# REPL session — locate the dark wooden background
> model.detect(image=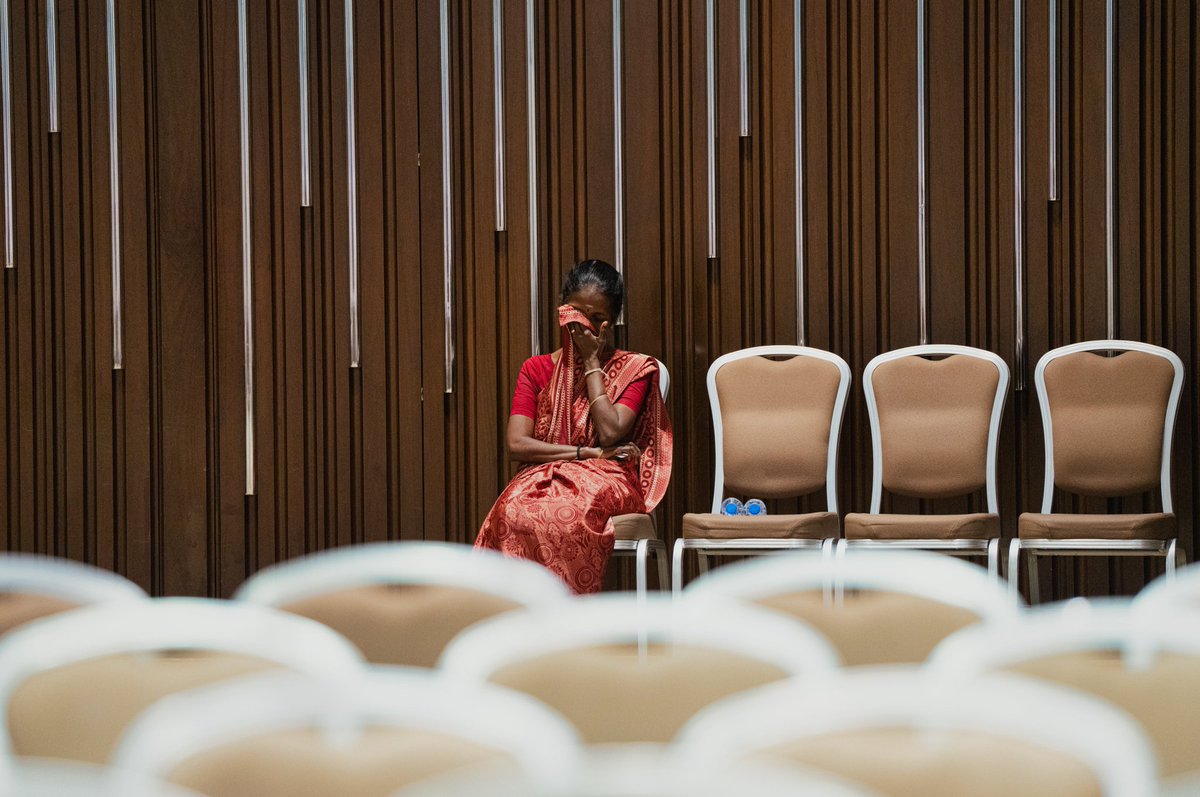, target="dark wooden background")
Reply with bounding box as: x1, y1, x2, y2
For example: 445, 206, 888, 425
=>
2, 0, 1197, 598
